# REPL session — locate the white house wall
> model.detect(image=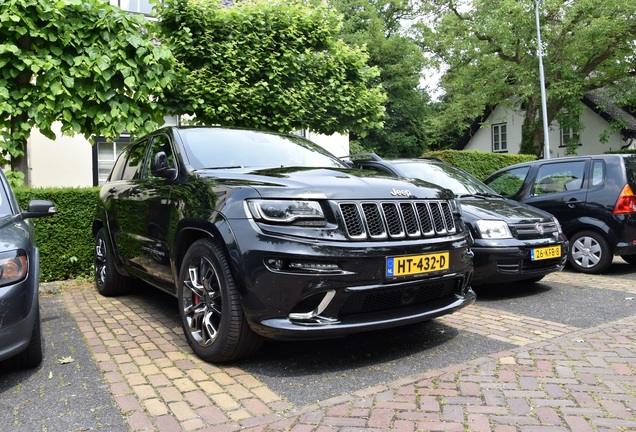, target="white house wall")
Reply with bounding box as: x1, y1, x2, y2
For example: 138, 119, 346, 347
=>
464, 103, 632, 157
28, 125, 94, 187
304, 131, 350, 158
469, 105, 524, 154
